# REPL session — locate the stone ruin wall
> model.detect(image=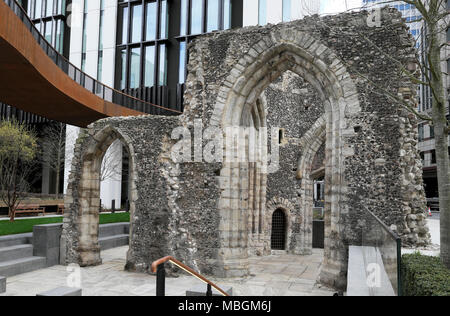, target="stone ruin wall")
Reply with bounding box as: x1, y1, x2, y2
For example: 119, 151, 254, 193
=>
61, 8, 430, 289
